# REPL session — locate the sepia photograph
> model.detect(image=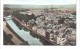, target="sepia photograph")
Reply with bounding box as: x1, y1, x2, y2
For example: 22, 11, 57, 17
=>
1, 0, 80, 49
3, 4, 76, 45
